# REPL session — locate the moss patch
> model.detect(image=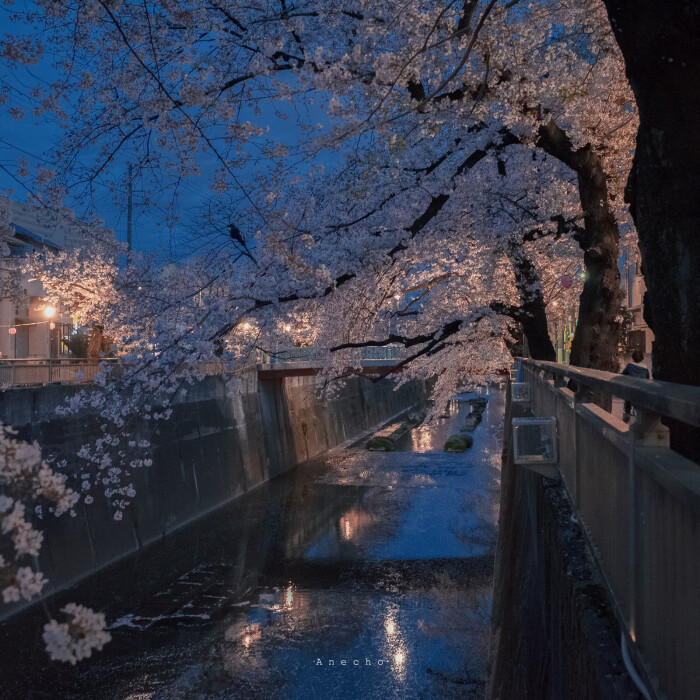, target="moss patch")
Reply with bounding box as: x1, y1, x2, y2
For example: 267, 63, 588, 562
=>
366, 436, 396, 452
444, 434, 474, 453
